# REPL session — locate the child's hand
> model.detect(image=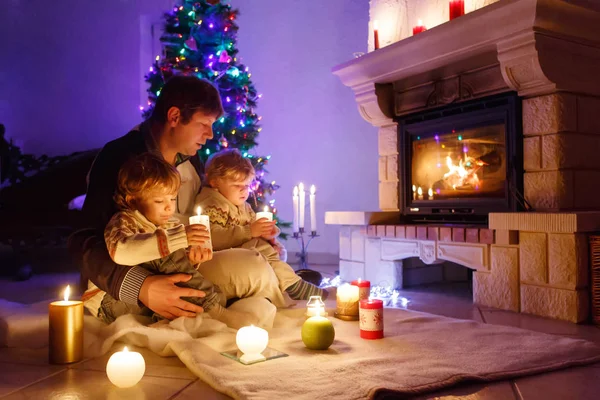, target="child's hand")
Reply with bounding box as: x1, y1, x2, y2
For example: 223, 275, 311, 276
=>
251, 218, 275, 238
186, 224, 211, 247
188, 246, 213, 266
261, 225, 279, 241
